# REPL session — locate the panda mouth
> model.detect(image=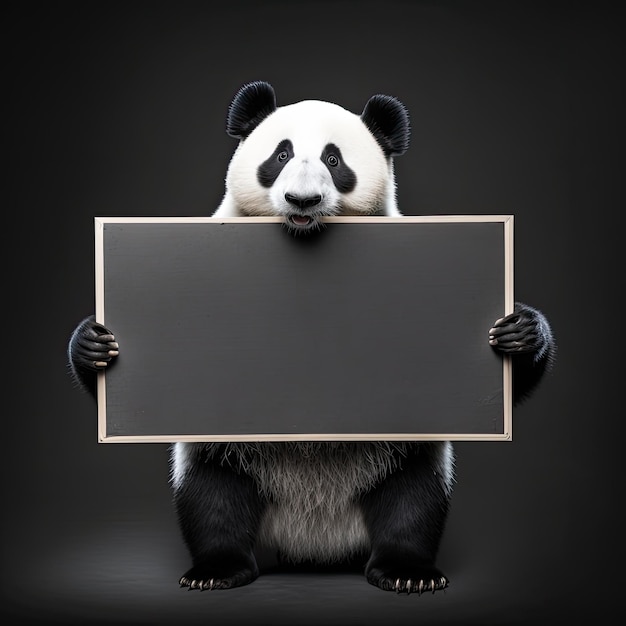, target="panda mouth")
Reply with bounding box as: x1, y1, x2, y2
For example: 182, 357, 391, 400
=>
287, 214, 317, 230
